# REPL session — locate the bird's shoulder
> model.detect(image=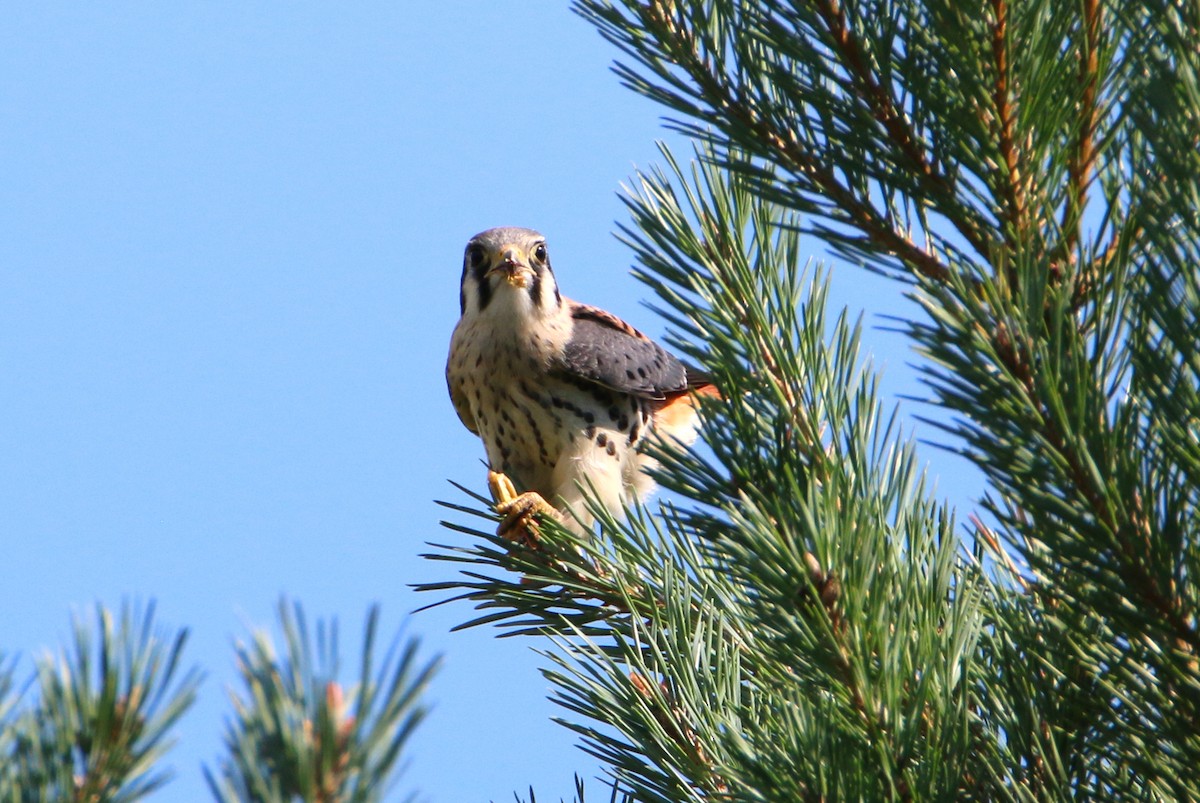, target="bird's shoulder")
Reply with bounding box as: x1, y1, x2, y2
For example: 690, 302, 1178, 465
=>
555, 300, 689, 400
567, 301, 652, 342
